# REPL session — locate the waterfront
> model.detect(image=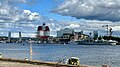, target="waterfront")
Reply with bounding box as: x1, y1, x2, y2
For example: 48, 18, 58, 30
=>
0, 43, 120, 67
